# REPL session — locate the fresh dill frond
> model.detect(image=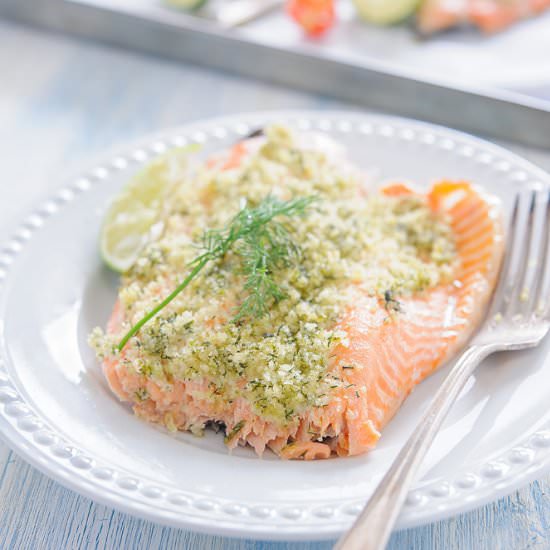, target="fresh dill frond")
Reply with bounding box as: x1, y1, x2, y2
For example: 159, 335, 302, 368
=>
117, 195, 317, 350
232, 198, 311, 320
